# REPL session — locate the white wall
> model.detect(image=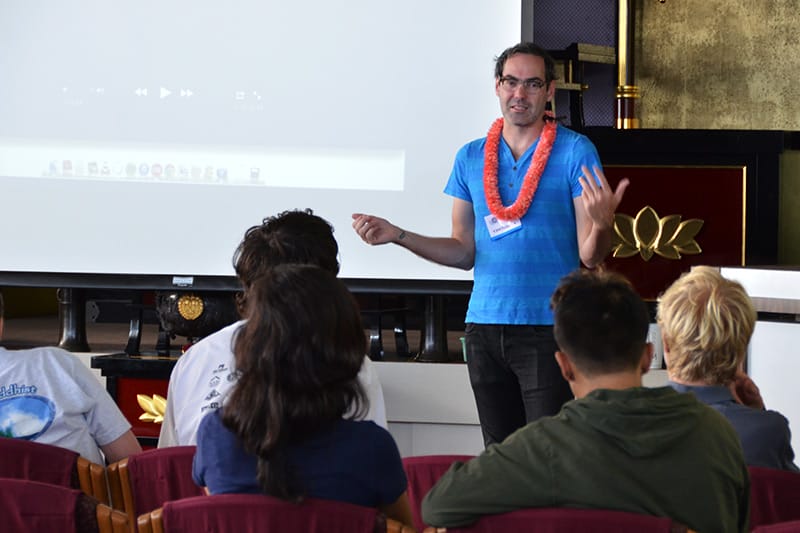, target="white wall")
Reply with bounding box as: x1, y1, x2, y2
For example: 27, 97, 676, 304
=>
718, 267, 800, 460
748, 321, 800, 460
374, 361, 484, 457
